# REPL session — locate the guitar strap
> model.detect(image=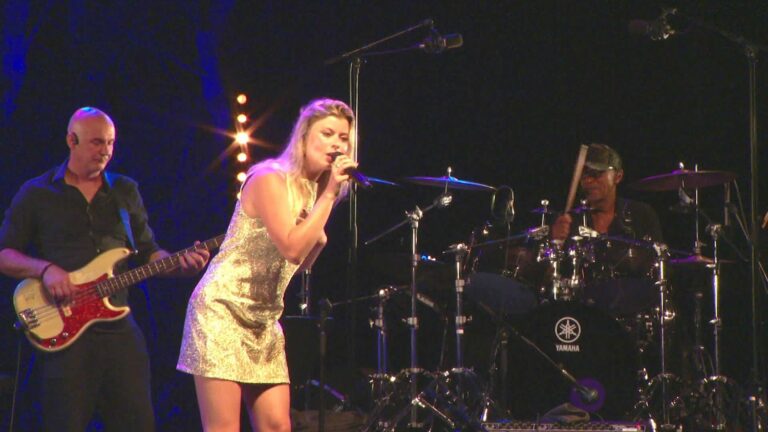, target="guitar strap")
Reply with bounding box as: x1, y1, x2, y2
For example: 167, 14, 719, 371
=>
104, 171, 137, 252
